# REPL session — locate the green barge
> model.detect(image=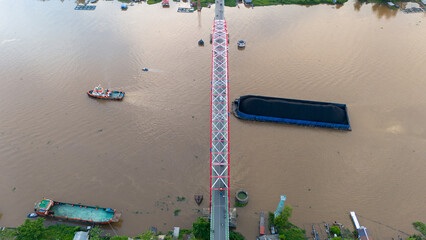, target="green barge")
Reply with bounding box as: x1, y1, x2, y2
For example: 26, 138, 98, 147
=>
35, 198, 120, 224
